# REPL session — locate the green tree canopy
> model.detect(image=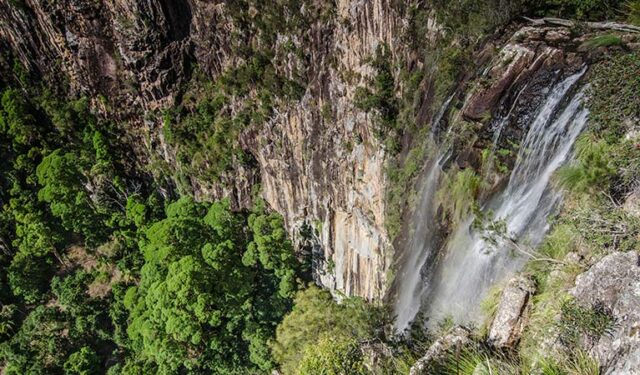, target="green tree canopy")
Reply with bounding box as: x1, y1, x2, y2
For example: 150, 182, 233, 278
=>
124, 197, 300, 374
